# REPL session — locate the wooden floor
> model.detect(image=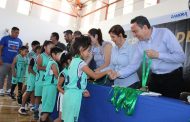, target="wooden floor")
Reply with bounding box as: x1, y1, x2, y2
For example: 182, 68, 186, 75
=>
0, 95, 37, 122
